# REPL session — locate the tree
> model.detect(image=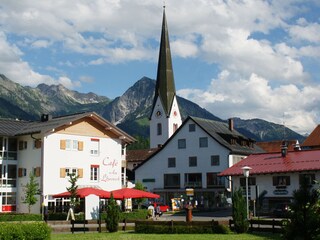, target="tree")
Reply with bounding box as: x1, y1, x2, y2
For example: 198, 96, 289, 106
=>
133, 181, 146, 209
66, 173, 79, 209
232, 188, 249, 233
283, 176, 320, 240
23, 172, 40, 213
106, 193, 120, 232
